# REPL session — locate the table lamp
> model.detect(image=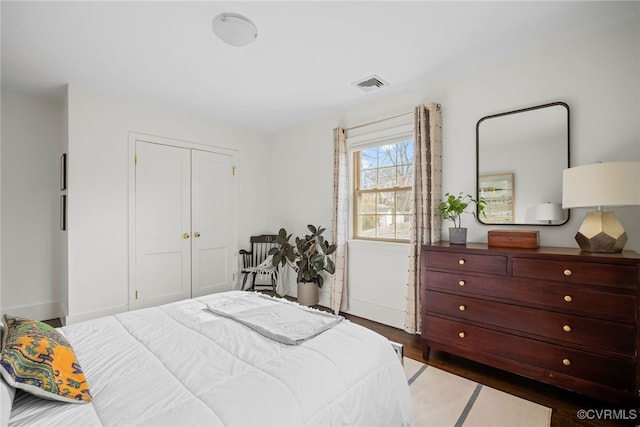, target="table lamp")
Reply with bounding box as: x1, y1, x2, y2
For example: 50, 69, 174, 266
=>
562, 161, 640, 253
536, 202, 563, 224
